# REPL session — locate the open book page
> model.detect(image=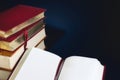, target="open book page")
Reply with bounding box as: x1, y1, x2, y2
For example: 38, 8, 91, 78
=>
9, 47, 61, 80
58, 56, 104, 80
